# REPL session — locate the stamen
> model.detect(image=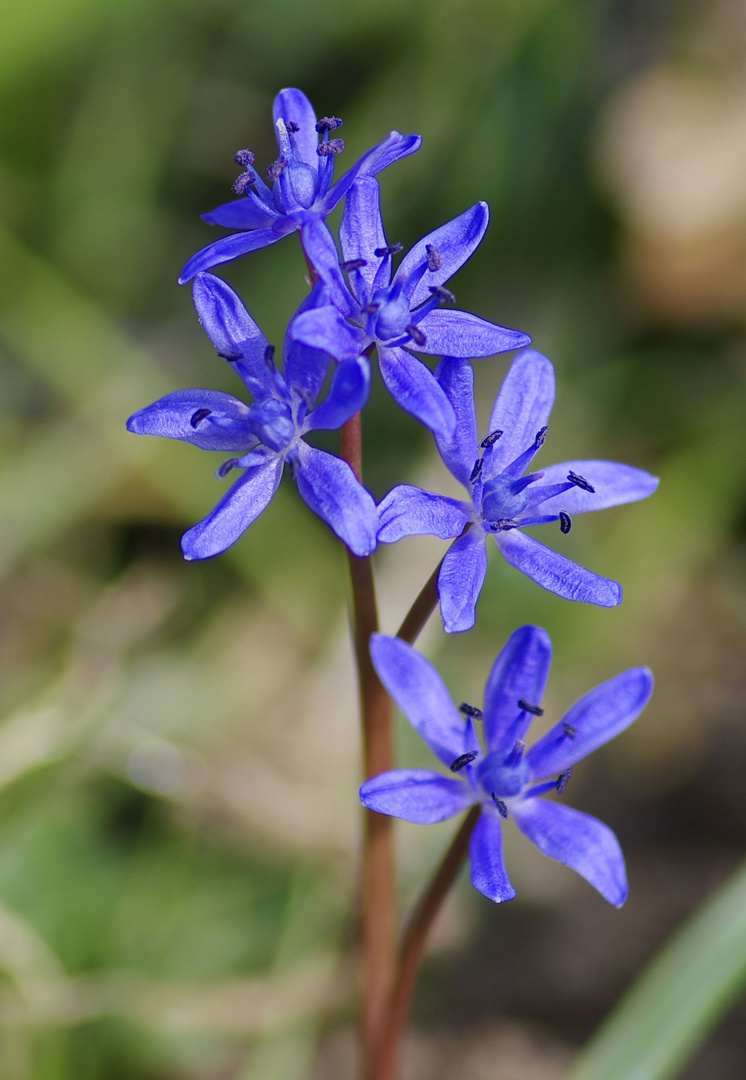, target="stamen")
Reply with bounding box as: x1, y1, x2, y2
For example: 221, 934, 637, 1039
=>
232, 172, 255, 195
374, 243, 403, 257
490, 518, 520, 531
469, 457, 484, 483
480, 429, 503, 449
555, 768, 572, 793
459, 702, 483, 719
567, 471, 595, 493
285, 120, 300, 133
362, 302, 381, 314
559, 511, 572, 534
342, 258, 367, 272
428, 285, 455, 303
317, 139, 344, 157
450, 751, 478, 773
264, 345, 276, 369
234, 149, 255, 168
217, 457, 240, 478
563, 723, 576, 740
219, 351, 242, 363
316, 116, 343, 132
266, 156, 288, 181
190, 408, 212, 428
426, 244, 442, 271
513, 739, 526, 757
534, 425, 548, 449
491, 794, 509, 818
407, 324, 427, 347
518, 698, 544, 716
